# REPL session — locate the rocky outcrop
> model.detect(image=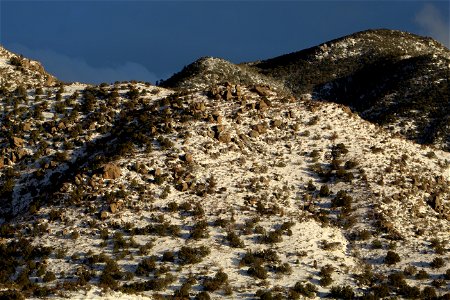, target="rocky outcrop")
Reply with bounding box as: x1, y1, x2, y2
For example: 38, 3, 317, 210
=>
102, 164, 122, 180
